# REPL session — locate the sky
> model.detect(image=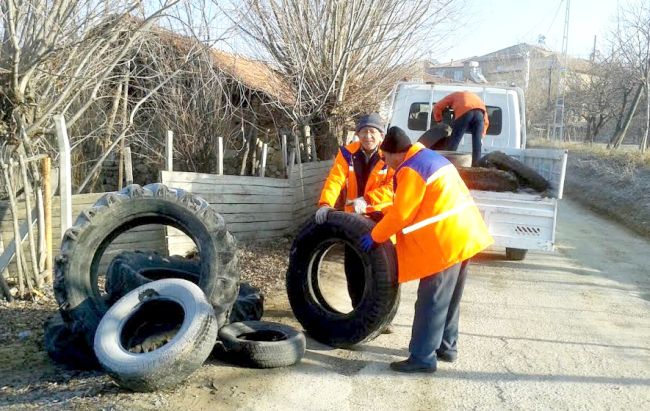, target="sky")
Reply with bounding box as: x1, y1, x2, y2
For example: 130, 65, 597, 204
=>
434, 0, 621, 62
